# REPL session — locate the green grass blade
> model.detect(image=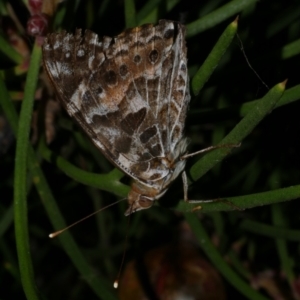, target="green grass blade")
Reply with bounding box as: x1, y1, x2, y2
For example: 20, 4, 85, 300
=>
124, 0, 136, 28
13, 42, 41, 300
177, 184, 300, 212
0, 34, 23, 65
136, 0, 161, 24
281, 39, 300, 59
39, 142, 130, 197
189, 80, 286, 182
186, 0, 259, 38
192, 17, 238, 96
240, 219, 300, 242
